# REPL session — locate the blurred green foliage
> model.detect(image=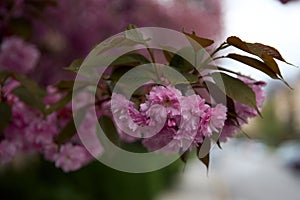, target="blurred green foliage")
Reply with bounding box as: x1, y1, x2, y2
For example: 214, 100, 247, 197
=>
0, 157, 182, 200
255, 99, 286, 147
249, 95, 300, 147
